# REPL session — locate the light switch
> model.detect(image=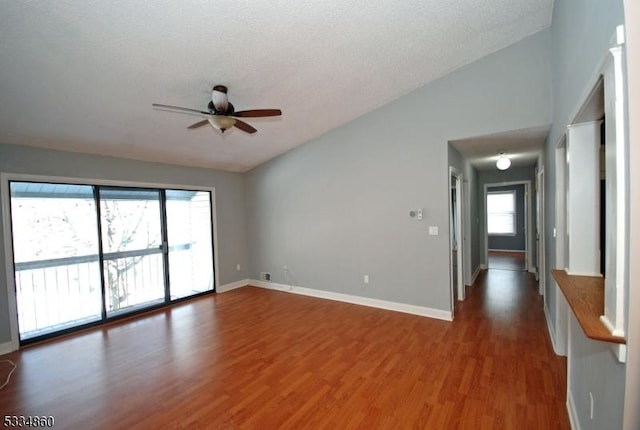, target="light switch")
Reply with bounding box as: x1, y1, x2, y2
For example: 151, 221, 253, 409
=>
428, 226, 439, 236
